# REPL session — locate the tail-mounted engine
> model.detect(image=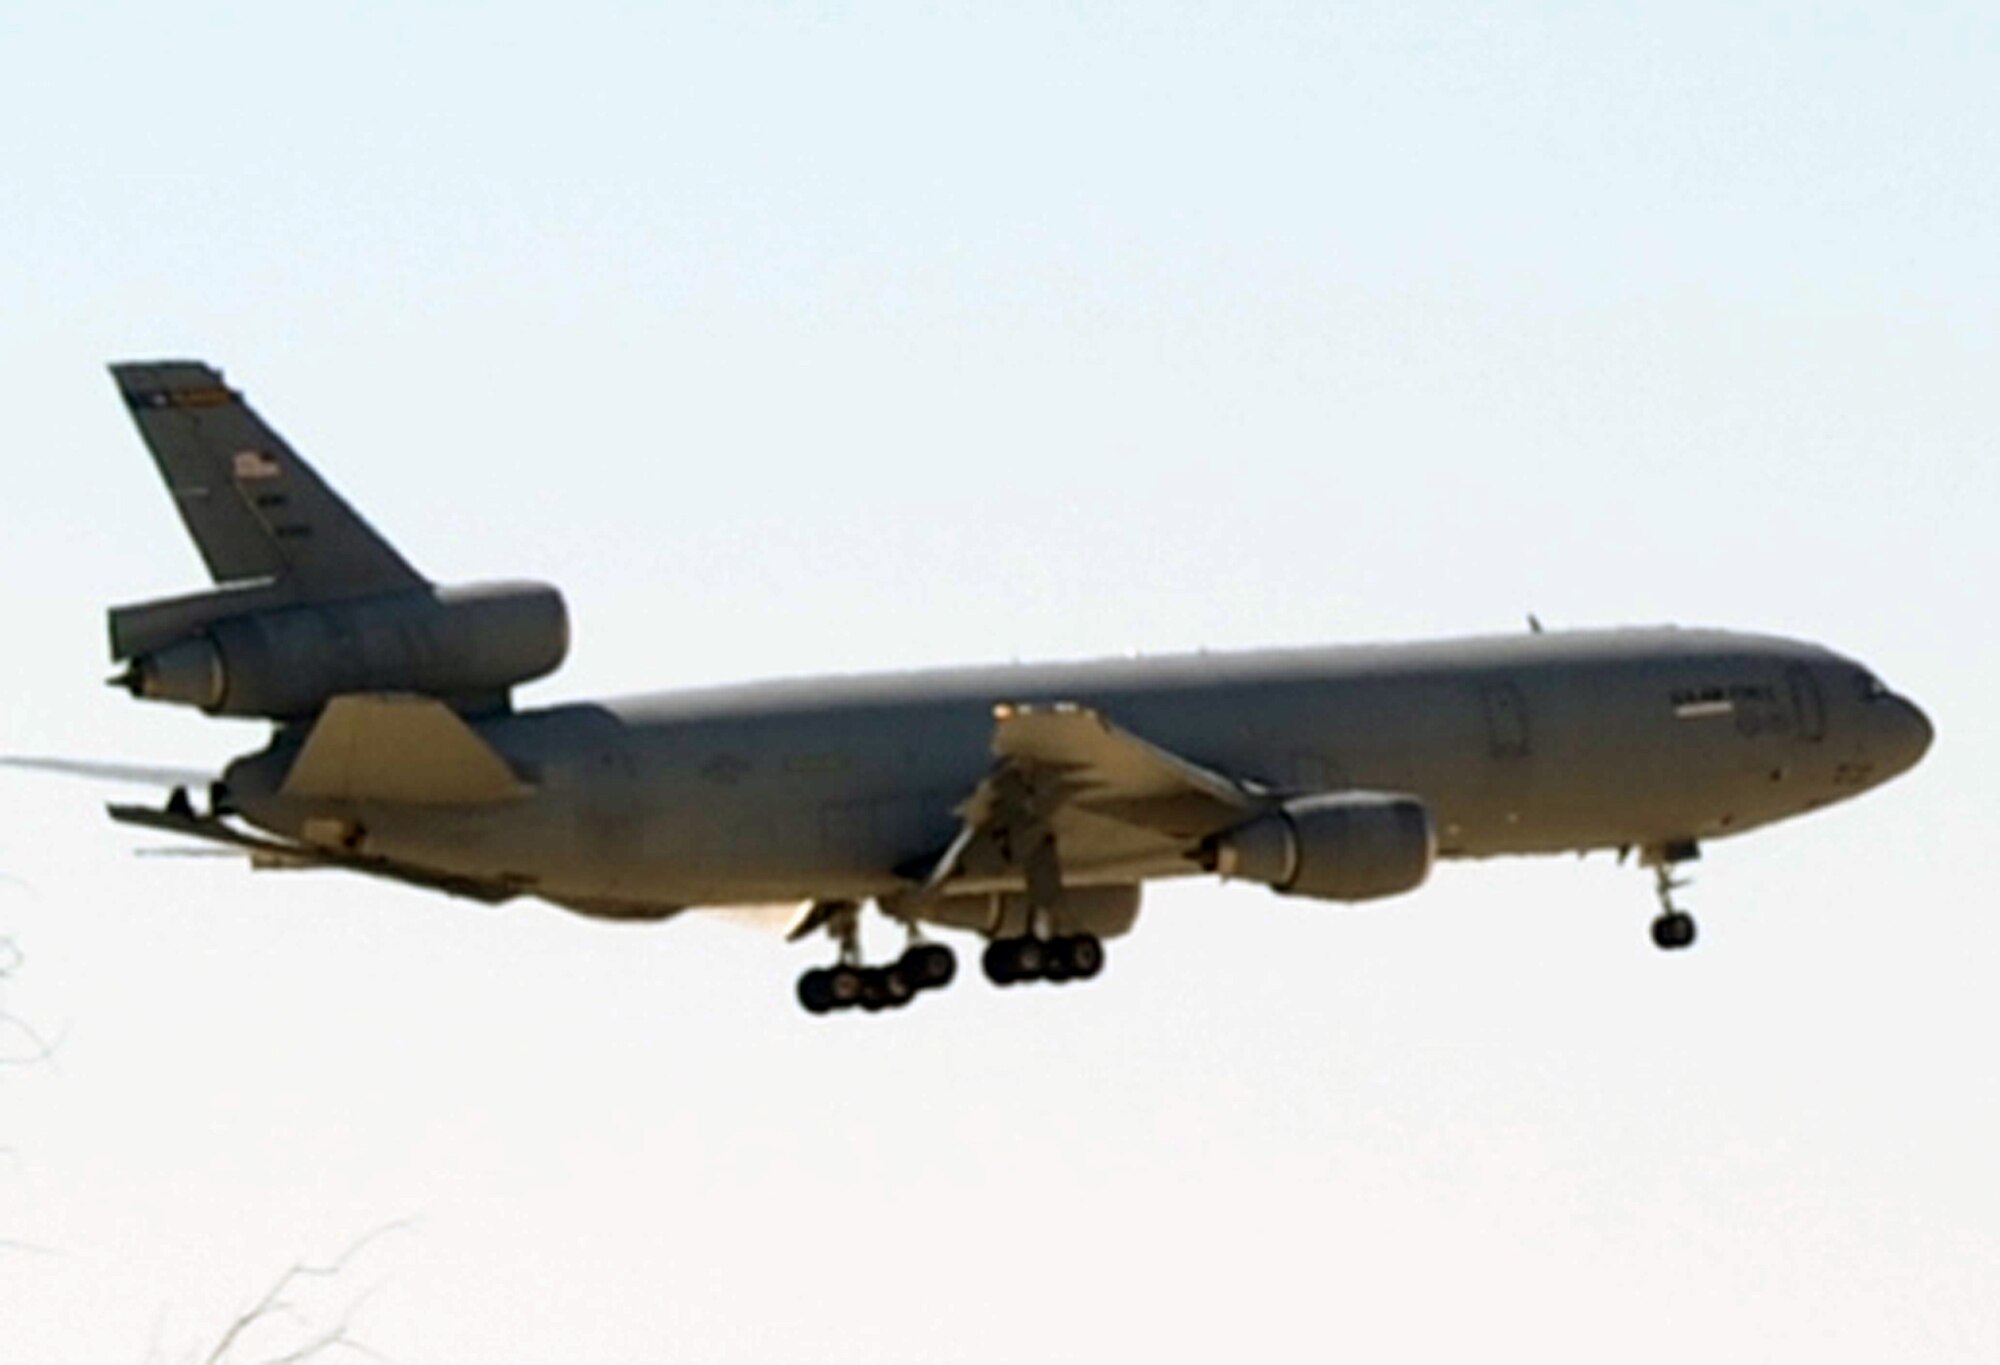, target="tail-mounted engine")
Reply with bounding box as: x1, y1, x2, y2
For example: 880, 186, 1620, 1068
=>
1204, 791, 1436, 903
109, 580, 568, 719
